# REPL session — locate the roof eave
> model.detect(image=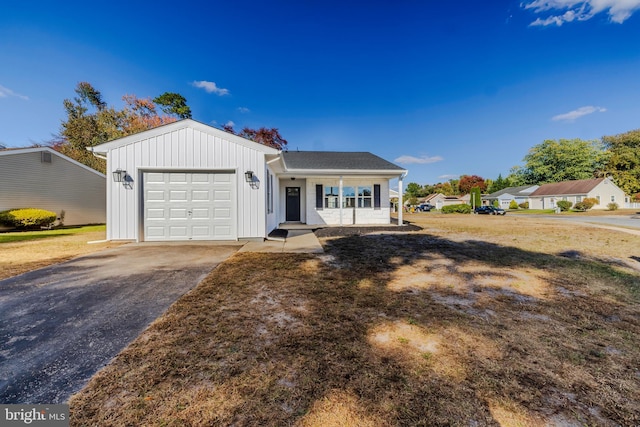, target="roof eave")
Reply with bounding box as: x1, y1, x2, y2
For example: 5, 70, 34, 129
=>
280, 168, 407, 177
